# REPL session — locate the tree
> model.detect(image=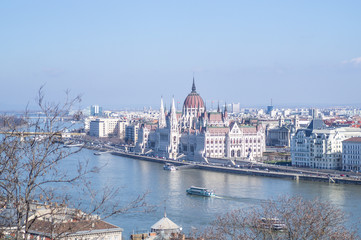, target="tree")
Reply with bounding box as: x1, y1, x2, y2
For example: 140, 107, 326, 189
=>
0, 88, 149, 239
198, 196, 358, 240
